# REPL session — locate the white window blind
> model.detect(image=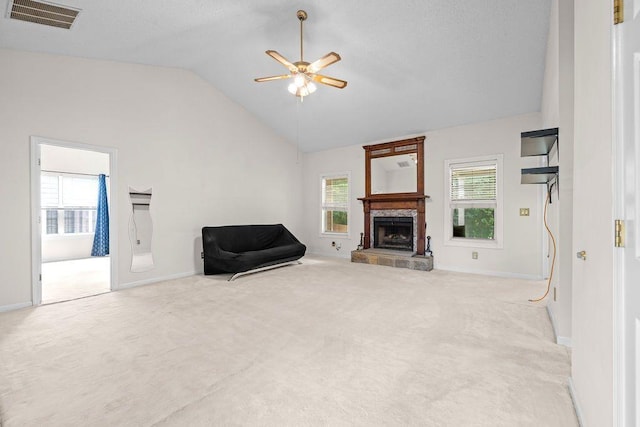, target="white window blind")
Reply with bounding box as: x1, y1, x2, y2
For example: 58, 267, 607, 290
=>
40, 173, 101, 235
450, 164, 497, 202
321, 174, 349, 234
444, 155, 502, 247
41, 174, 59, 207
62, 176, 98, 207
